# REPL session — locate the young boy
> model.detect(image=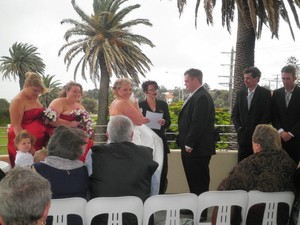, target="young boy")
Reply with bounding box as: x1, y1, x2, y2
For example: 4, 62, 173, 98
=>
14, 130, 35, 167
